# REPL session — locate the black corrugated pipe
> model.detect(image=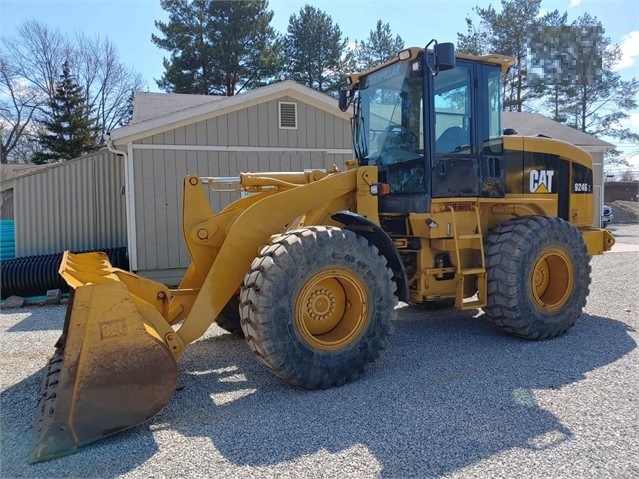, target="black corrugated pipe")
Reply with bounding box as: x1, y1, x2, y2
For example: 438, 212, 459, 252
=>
0, 247, 129, 299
